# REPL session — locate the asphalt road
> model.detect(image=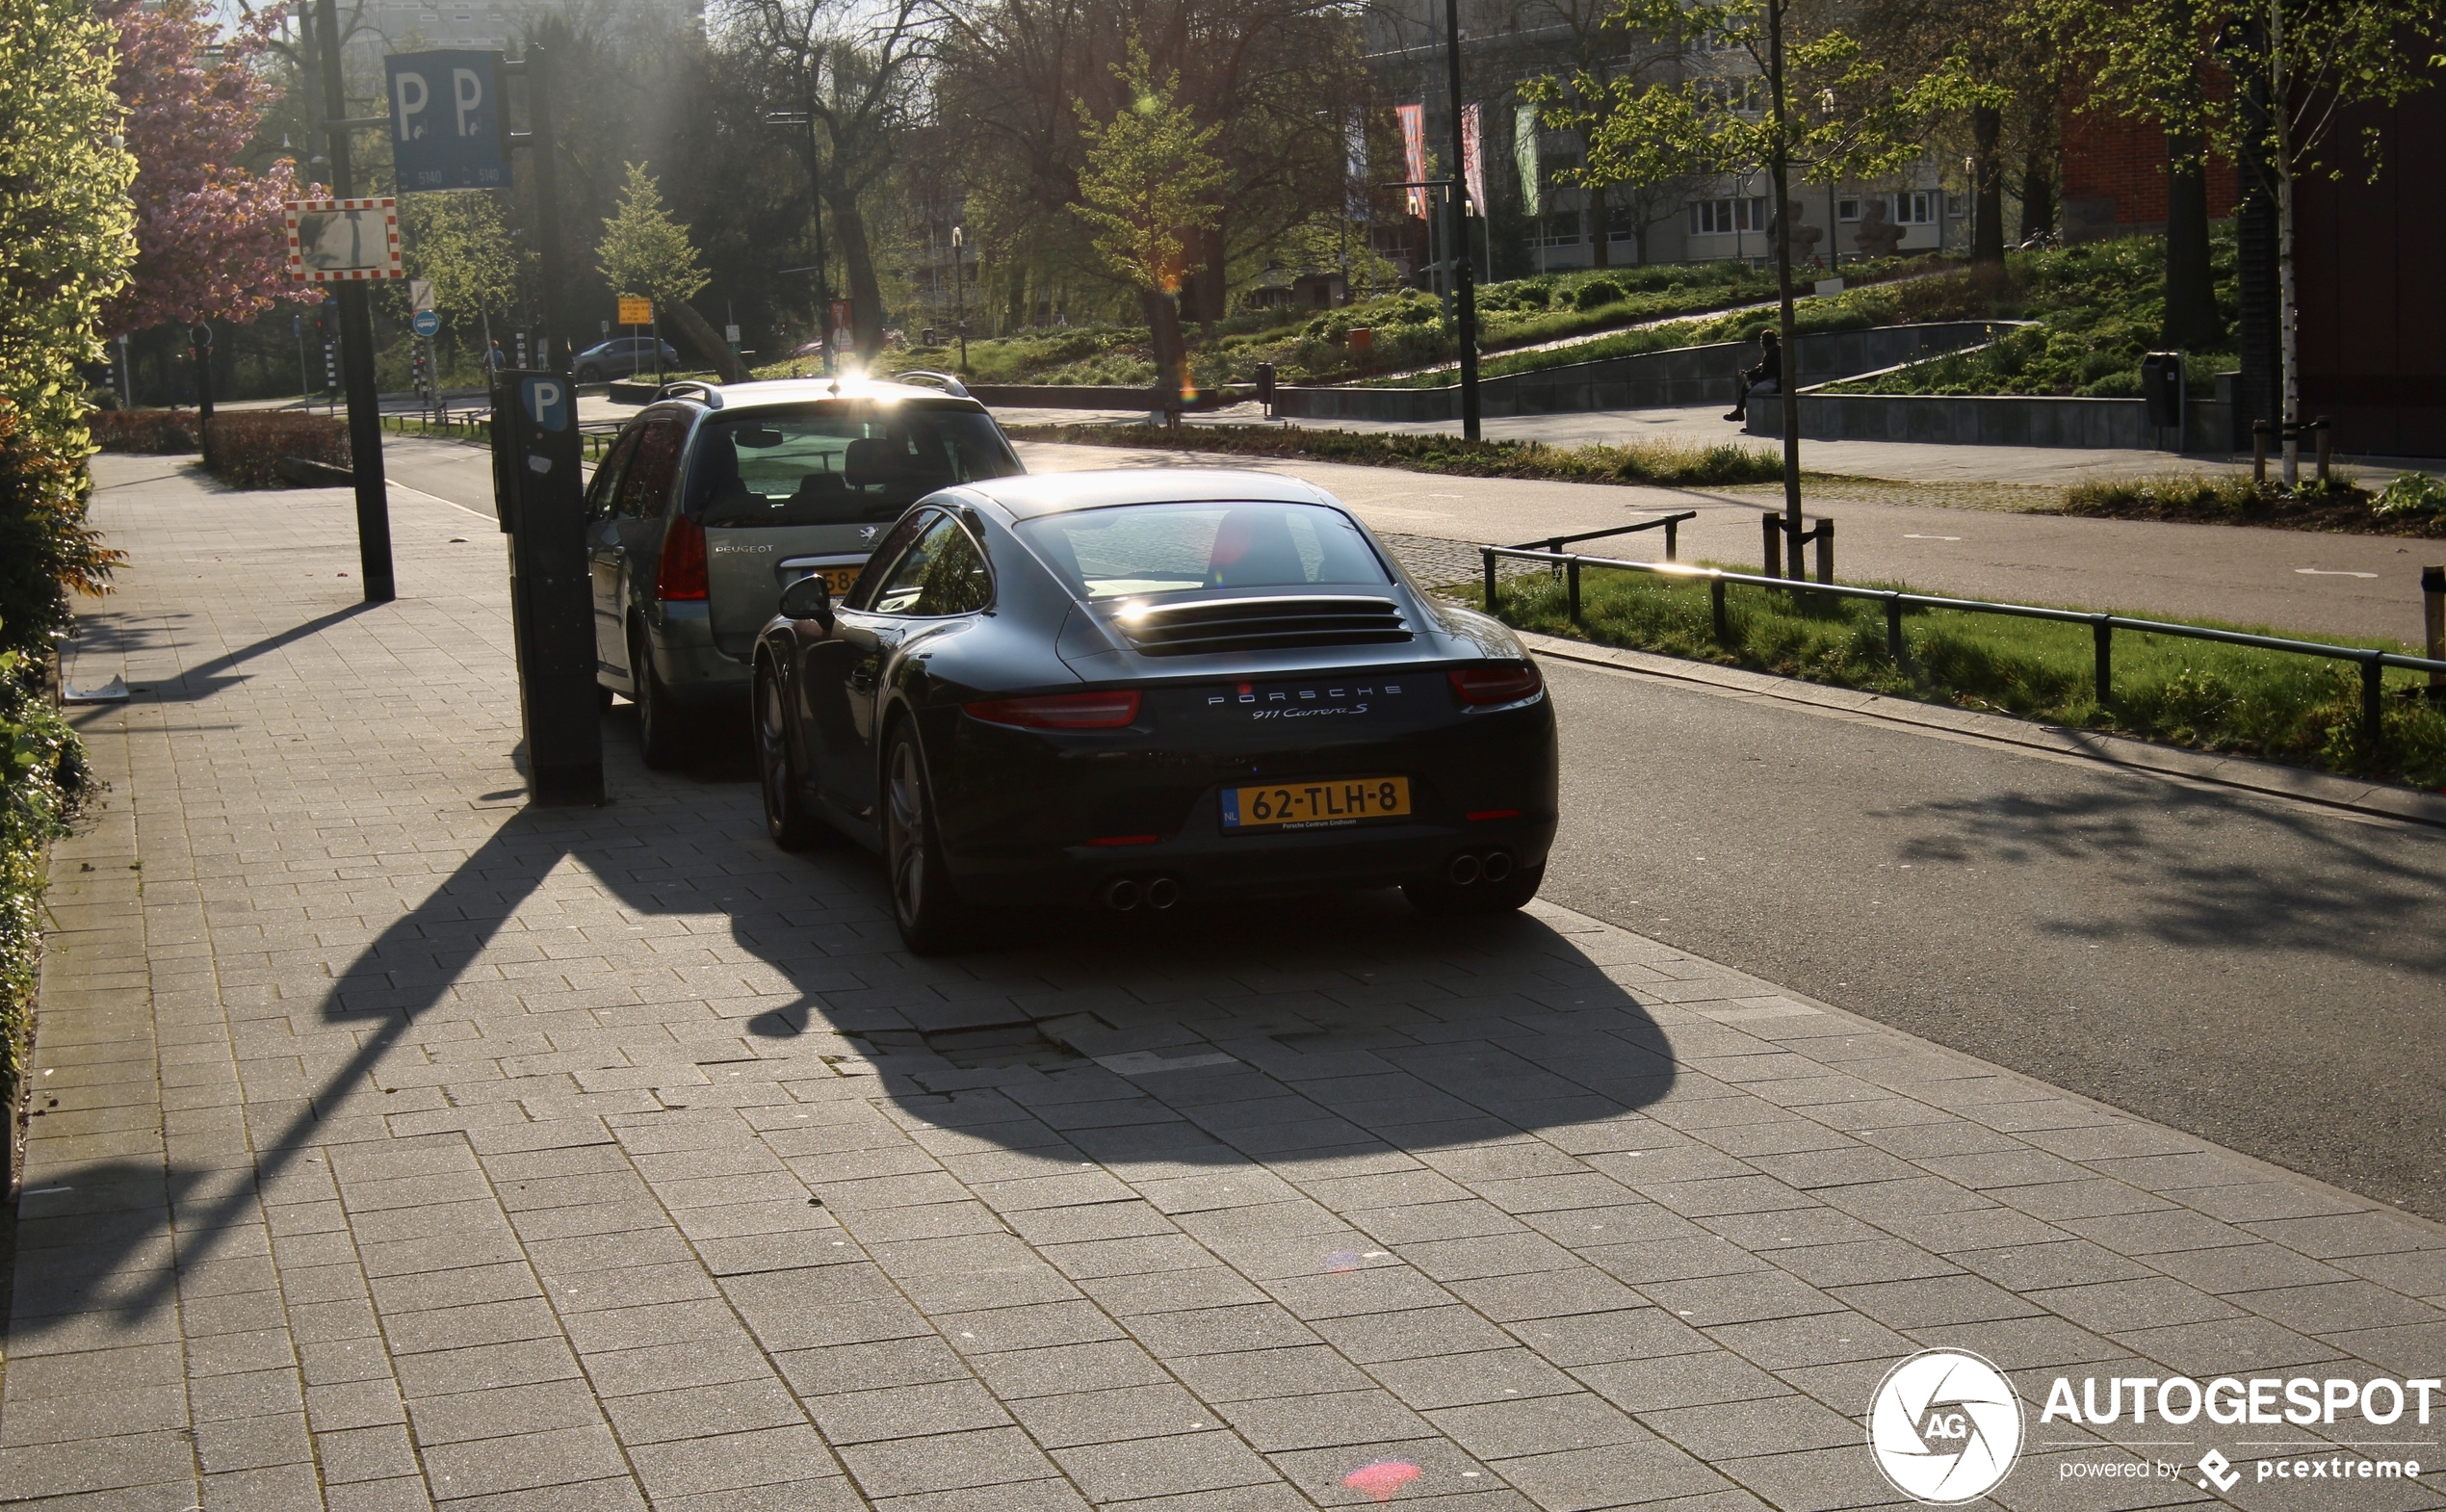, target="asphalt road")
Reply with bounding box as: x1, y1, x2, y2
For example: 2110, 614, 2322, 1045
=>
1539, 655, 2446, 1221
381, 431, 2446, 1217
